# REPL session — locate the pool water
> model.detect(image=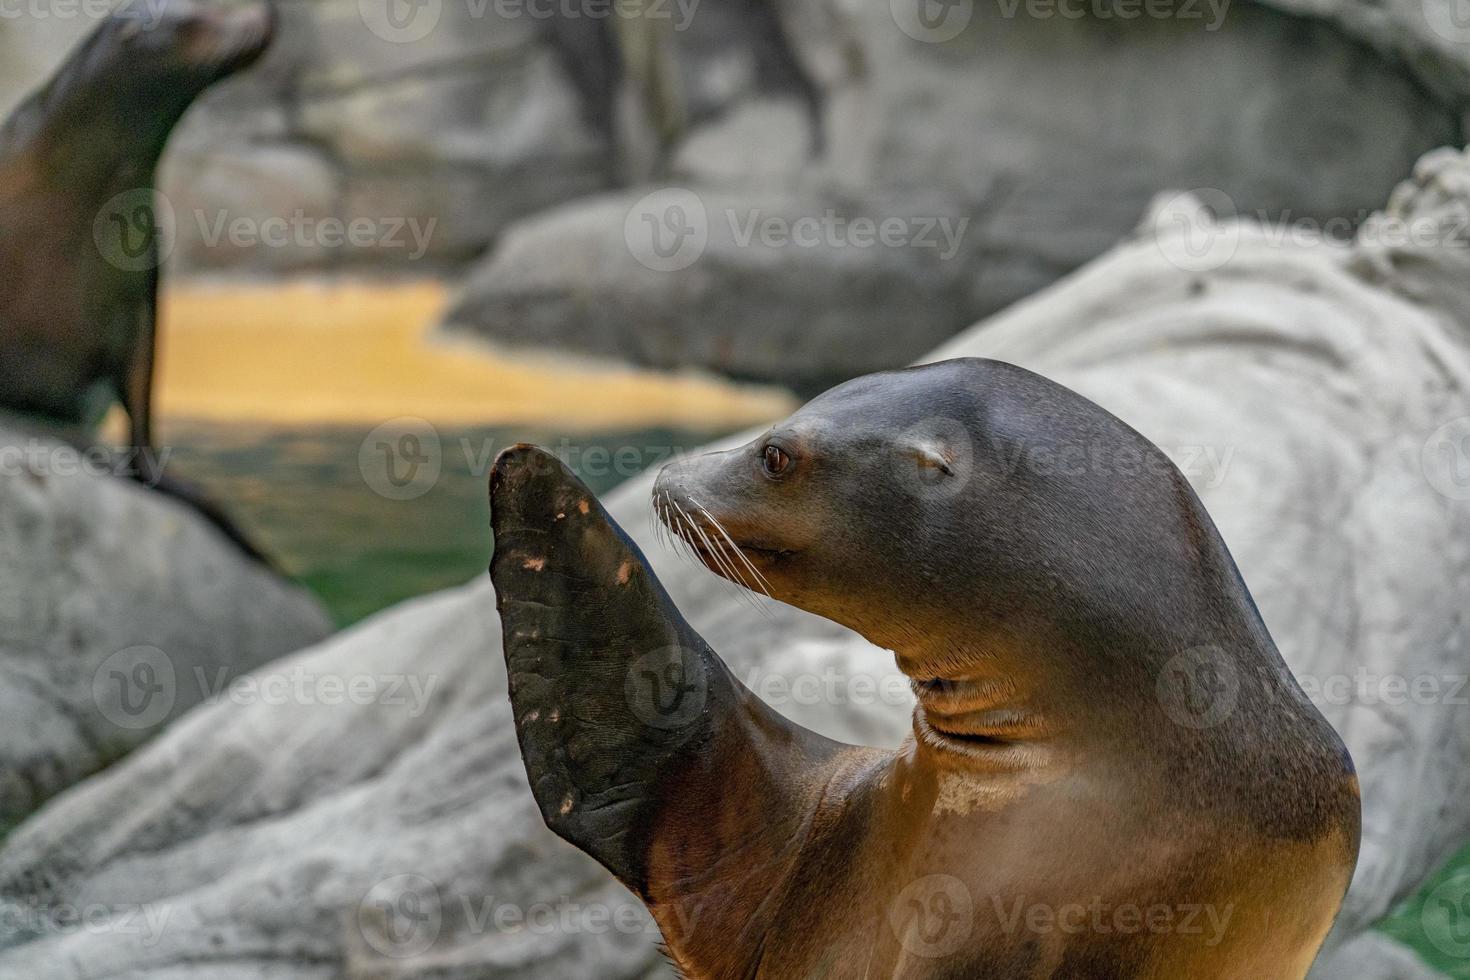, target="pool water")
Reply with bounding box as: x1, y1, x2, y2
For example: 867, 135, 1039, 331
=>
164, 420, 732, 627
